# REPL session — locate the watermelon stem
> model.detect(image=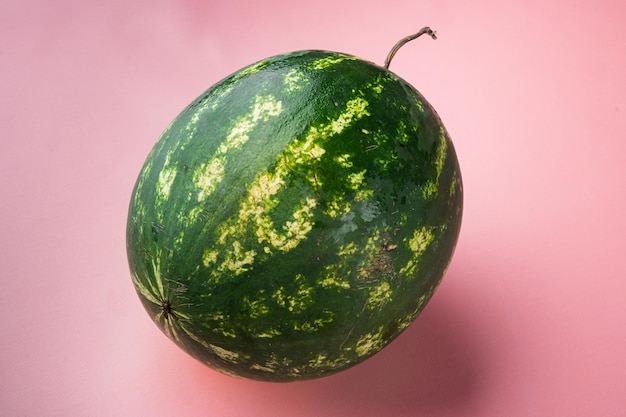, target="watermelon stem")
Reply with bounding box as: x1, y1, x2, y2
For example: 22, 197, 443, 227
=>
383, 27, 437, 70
